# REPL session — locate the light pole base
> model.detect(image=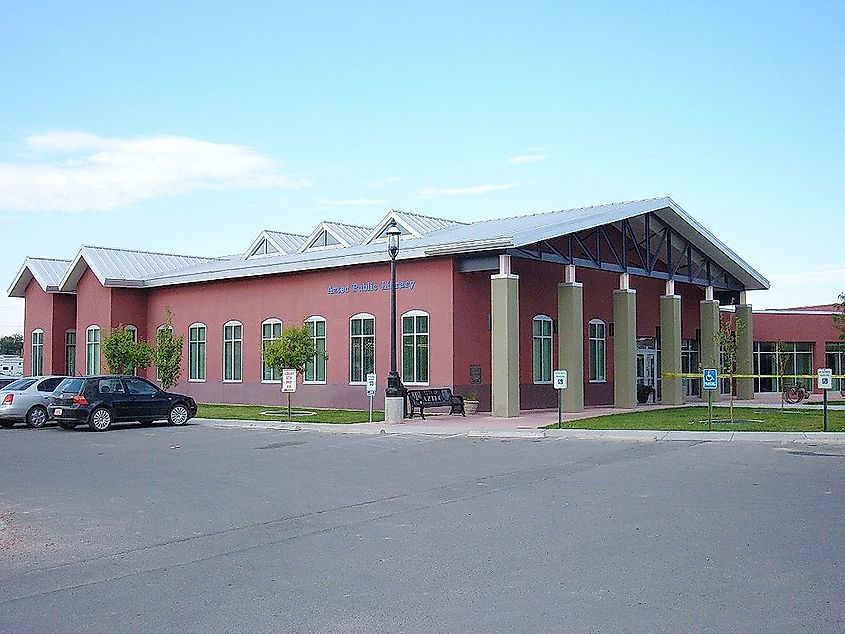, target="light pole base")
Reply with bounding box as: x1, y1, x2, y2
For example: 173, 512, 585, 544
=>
385, 396, 404, 424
